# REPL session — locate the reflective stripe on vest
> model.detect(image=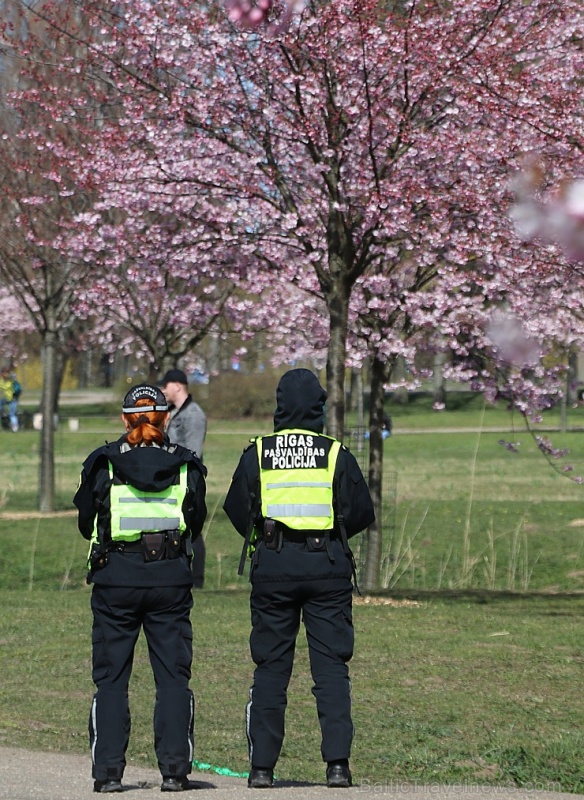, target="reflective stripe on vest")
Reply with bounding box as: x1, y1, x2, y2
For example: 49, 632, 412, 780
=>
257, 430, 341, 531
106, 461, 187, 542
